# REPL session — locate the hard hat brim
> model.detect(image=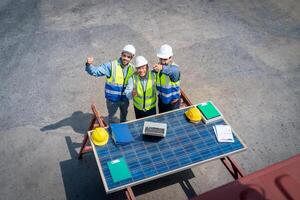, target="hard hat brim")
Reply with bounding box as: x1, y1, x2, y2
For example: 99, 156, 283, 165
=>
122, 50, 134, 56
189, 119, 201, 123
93, 136, 109, 146
136, 64, 148, 68
157, 53, 171, 59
